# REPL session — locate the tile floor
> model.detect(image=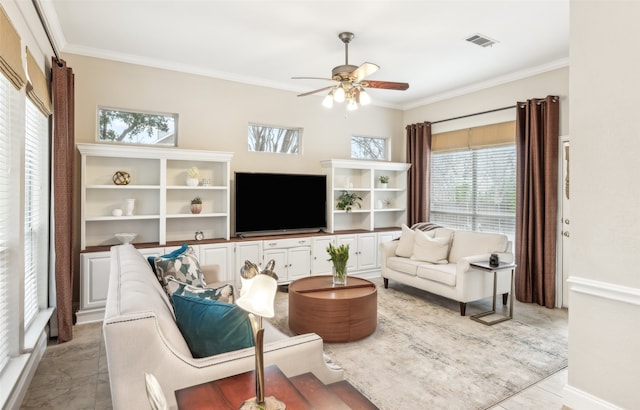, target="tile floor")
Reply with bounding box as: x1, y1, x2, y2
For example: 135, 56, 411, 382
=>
20, 298, 570, 410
